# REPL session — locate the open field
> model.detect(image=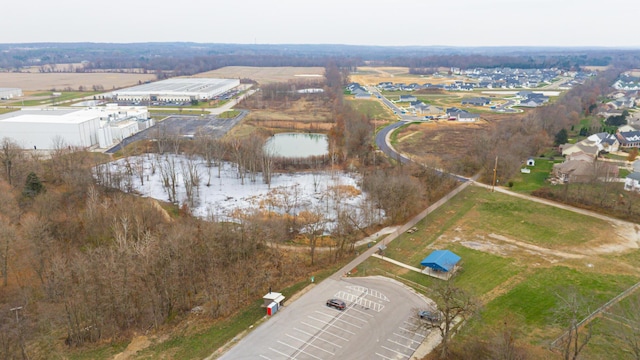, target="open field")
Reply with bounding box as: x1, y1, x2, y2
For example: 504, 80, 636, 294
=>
0, 72, 156, 91
193, 66, 325, 84
346, 98, 395, 121
392, 121, 489, 171
240, 97, 334, 134
350, 66, 462, 86
353, 185, 640, 356
509, 158, 562, 192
